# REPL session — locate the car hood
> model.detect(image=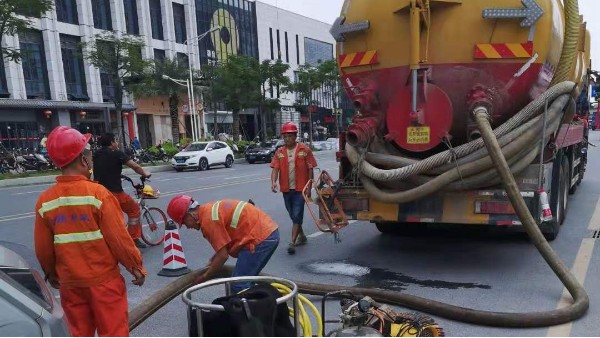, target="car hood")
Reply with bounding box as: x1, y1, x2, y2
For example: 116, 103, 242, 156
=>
0, 246, 29, 269
174, 151, 203, 157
